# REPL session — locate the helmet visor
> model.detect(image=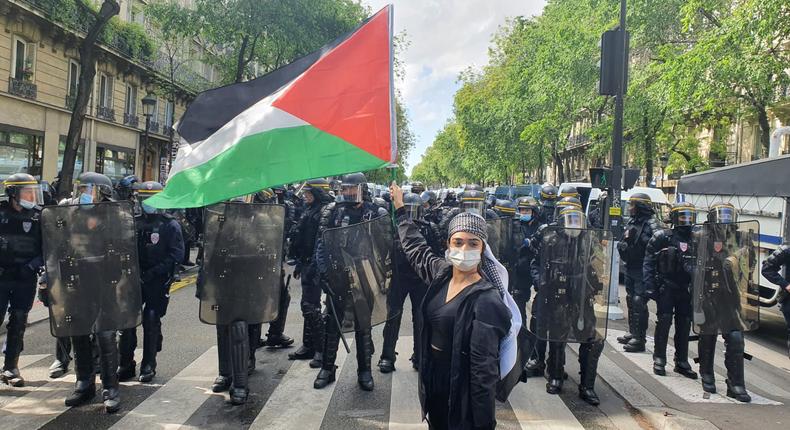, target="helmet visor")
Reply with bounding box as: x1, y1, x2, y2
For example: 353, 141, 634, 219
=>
336, 184, 363, 204
673, 208, 696, 226
460, 199, 486, 216
74, 183, 100, 203
13, 183, 44, 206
405, 203, 422, 220
560, 210, 586, 230
712, 206, 736, 224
